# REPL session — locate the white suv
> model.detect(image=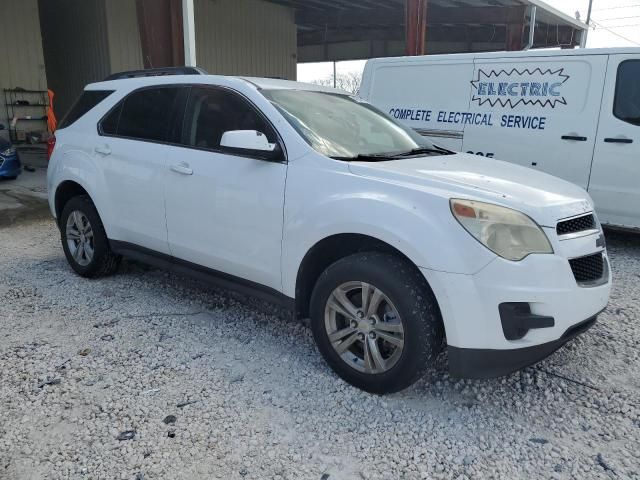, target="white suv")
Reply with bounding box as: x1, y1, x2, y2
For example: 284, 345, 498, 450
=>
47, 68, 611, 393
